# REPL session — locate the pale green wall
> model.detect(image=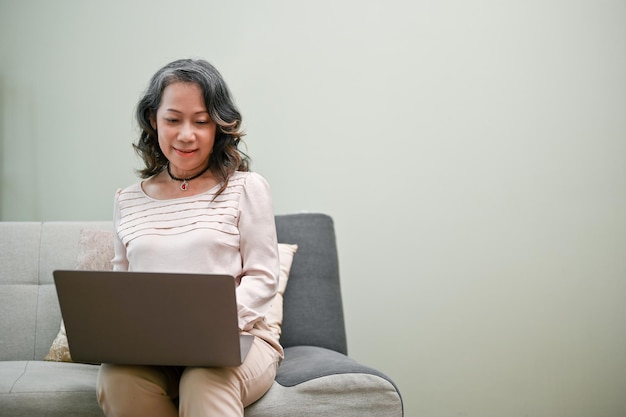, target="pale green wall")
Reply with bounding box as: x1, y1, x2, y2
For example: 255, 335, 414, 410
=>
2, 1, 625, 416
